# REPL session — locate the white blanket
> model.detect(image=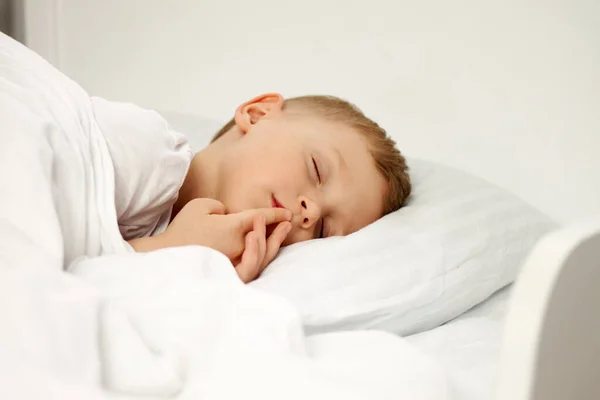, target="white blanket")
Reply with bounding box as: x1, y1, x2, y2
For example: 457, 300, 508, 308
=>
0, 33, 448, 399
